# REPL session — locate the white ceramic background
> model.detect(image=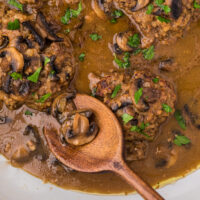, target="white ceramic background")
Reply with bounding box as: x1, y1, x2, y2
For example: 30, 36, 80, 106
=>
0, 155, 199, 200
